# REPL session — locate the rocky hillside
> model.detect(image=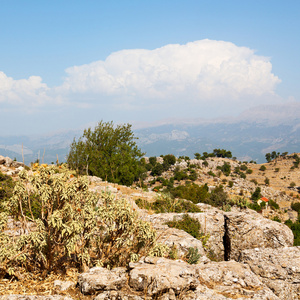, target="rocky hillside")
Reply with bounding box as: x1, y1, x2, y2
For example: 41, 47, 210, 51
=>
0, 155, 300, 299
